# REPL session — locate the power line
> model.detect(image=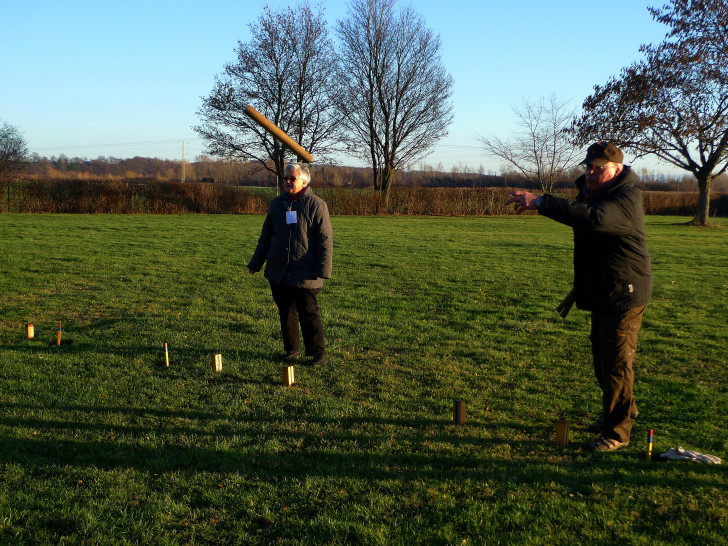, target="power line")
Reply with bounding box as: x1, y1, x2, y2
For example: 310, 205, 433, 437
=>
437, 144, 483, 150
33, 139, 475, 153
32, 138, 203, 152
